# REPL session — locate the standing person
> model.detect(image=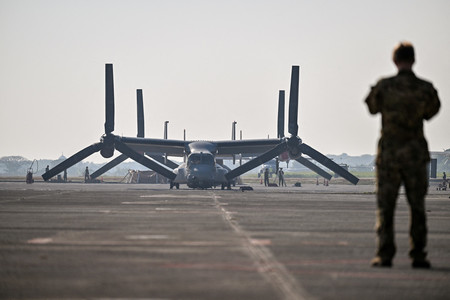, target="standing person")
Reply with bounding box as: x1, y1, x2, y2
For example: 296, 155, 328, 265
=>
84, 166, 90, 183
44, 165, 50, 182
264, 168, 270, 187
443, 172, 447, 189
365, 42, 440, 268
279, 168, 286, 187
